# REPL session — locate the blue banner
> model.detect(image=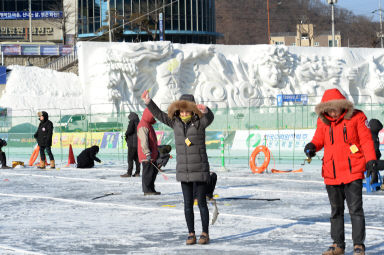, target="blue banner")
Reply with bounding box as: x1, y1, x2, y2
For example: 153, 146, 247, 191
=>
0, 66, 6, 85
277, 94, 308, 106
0, 11, 62, 20
159, 13, 164, 41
